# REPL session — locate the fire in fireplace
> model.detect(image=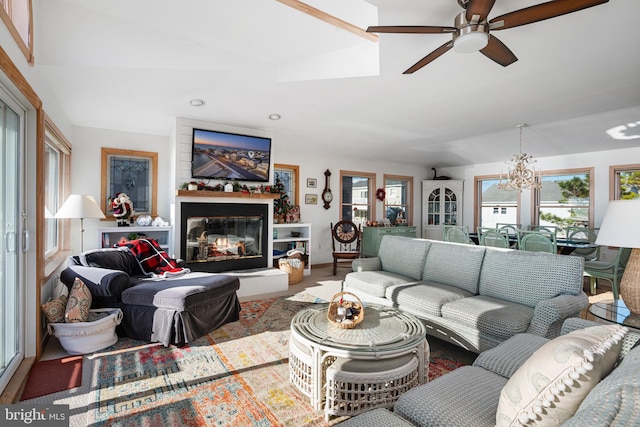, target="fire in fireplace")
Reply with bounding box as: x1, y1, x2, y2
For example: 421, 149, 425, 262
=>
180, 202, 268, 273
